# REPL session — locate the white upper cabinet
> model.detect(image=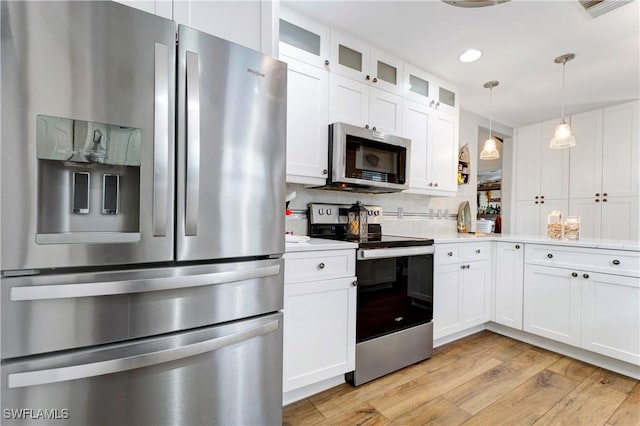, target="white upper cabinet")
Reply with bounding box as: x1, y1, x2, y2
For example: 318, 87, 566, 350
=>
602, 101, 639, 198
174, 0, 263, 52
404, 64, 458, 117
567, 101, 639, 240
282, 56, 329, 185
569, 109, 603, 199
331, 31, 404, 96
514, 120, 569, 202
279, 8, 330, 69
113, 0, 172, 19
329, 73, 370, 129
403, 100, 457, 195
